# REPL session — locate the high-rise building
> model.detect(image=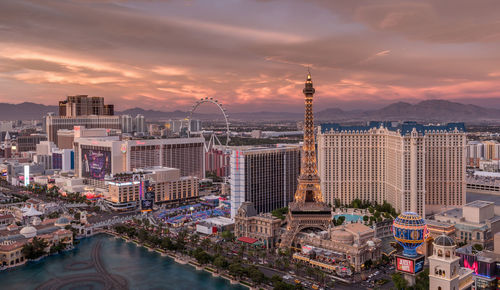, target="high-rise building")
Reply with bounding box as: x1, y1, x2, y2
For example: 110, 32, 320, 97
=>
189, 119, 202, 133
206, 147, 230, 178
467, 141, 484, 168
17, 134, 47, 152
47, 95, 123, 145
120, 115, 133, 133
482, 140, 499, 160
74, 137, 205, 180
134, 114, 146, 134
318, 121, 466, 216
59, 95, 114, 117
230, 145, 301, 218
